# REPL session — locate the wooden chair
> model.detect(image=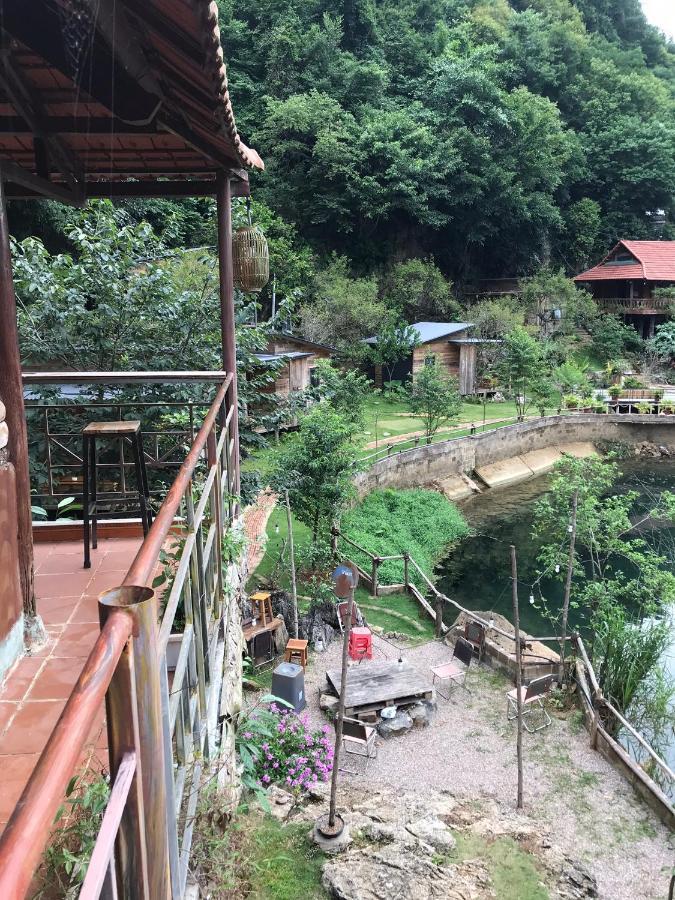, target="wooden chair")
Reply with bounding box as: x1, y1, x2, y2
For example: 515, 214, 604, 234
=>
464, 620, 486, 661
431, 637, 474, 700
284, 638, 309, 669
506, 674, 553, 733
339, 716, 377, 775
